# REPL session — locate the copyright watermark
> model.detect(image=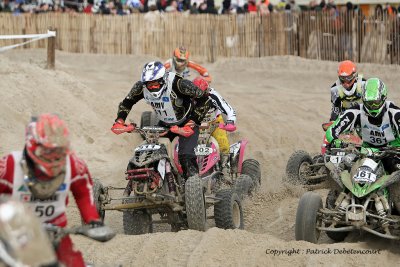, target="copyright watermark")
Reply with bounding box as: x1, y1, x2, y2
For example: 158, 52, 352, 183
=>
265, 248, 381, 256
